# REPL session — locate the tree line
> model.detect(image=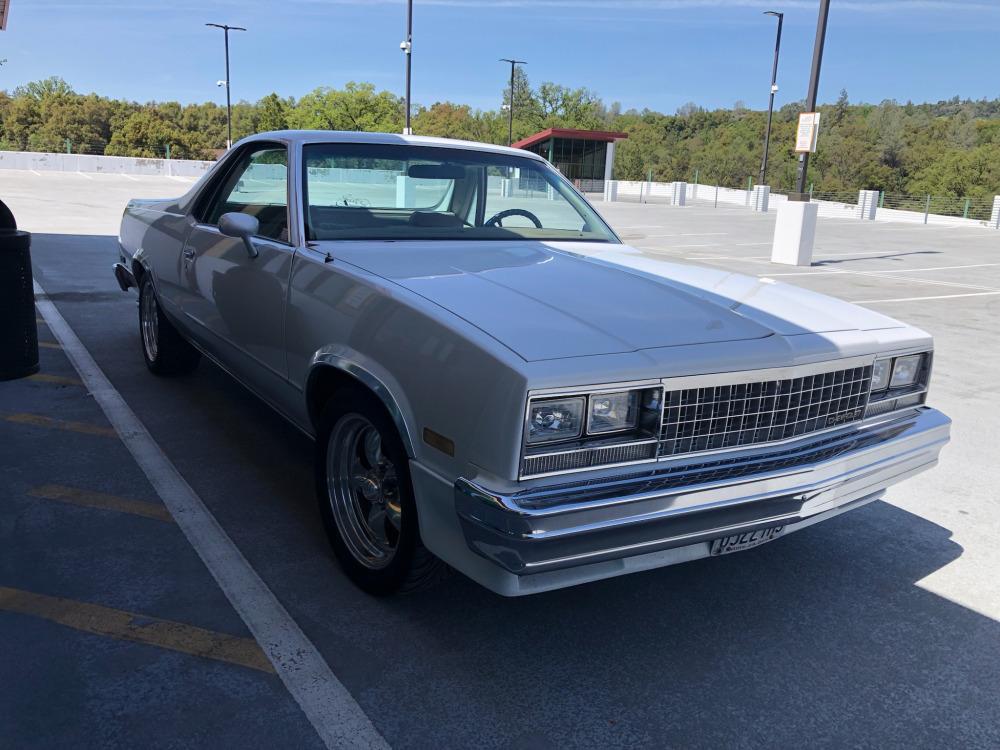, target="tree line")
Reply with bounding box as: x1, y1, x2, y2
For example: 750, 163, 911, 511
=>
2, 75, 999, 199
